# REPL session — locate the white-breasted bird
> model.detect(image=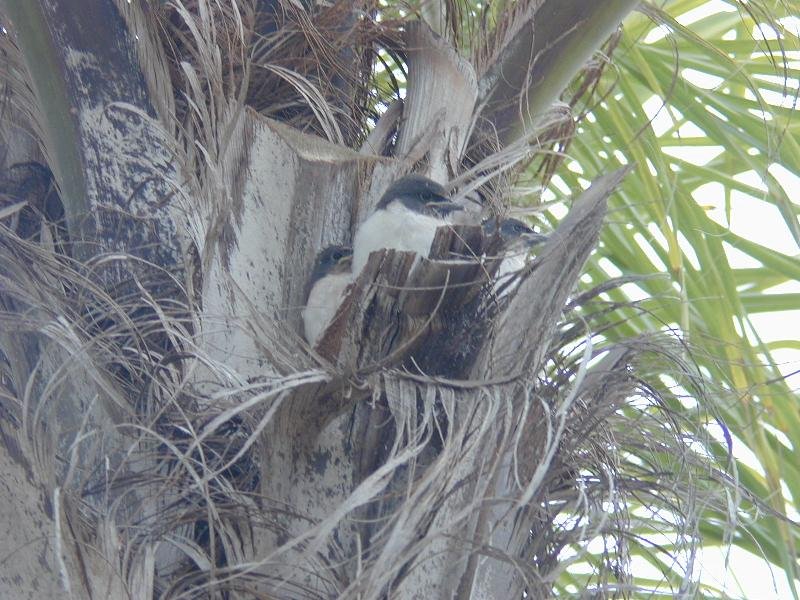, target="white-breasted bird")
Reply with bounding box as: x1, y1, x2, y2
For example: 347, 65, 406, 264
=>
352, 174, 463, 274
483, 217, 548, 296
302, 245, 353, 346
